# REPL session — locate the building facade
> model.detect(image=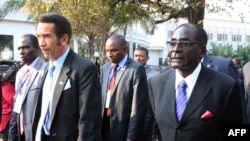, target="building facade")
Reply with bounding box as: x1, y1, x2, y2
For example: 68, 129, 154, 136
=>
1, 9, 250, 66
